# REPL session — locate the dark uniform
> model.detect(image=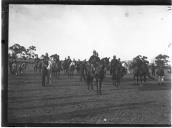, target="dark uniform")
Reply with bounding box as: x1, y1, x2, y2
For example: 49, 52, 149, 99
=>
110, 58, 118, 75
89, 55, 100, 67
